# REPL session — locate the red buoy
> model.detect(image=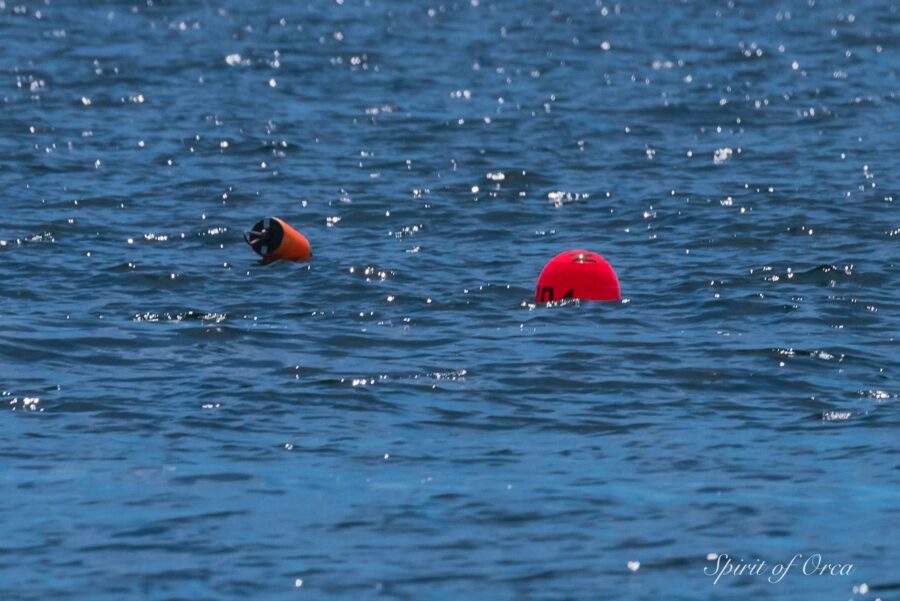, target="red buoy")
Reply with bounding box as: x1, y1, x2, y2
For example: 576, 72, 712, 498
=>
535, 249, 620, 302
243, 217, 312, 265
